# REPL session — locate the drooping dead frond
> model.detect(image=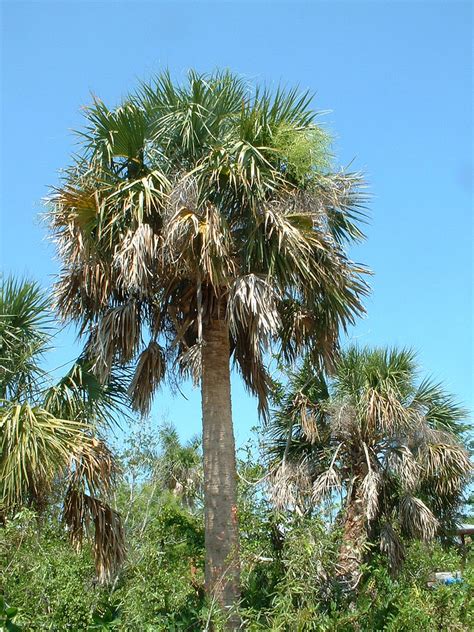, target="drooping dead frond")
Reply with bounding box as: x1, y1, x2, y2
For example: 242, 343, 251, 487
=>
89, 302, 141, 377
64, 437, 125, 584
379, 523, 405, 575
54, 261, 113, 322
312, 445, 343, 503
312, 466, 342, 503
360, 468, 381, 521
63, 487, 125, 584
399, 495, 438, 541
177, 343, 202, 386
416, 439, 472, 497
269, 458, 312, 512
113, 223, 159, 294
70, 437, 116, 497
388, 445, 422, 494
227, 274, 281, 354
128, 341, 165, 416
88, 495, 125, 584
290, 391, 320, 444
